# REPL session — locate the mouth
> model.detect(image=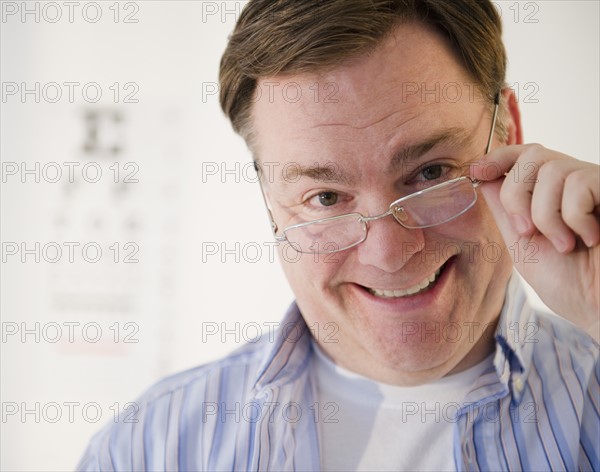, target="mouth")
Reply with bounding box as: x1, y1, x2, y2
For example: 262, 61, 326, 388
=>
365, 261, 448, 299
